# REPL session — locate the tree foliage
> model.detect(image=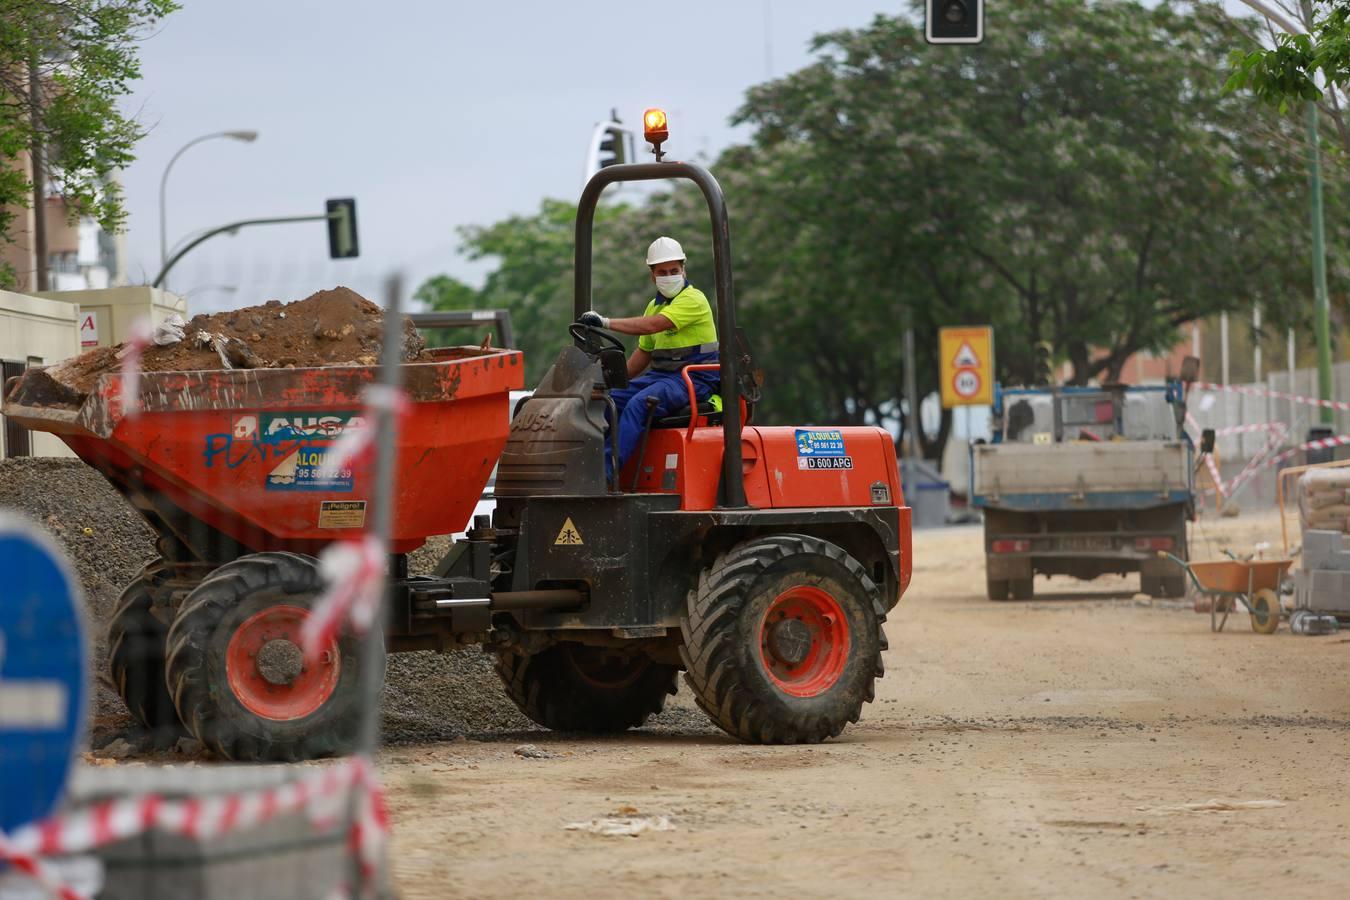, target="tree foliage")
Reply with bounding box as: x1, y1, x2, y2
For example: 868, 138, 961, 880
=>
417, 198, 662, 384
1226, 1, 1346, 109
0, 0, 178, 285
419, 0, 1344, 460
736, 0, 1324, 388
1224, 1, 1350, 157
